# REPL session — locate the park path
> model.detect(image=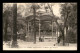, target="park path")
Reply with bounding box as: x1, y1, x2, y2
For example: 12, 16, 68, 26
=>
3, 40, 77, 50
